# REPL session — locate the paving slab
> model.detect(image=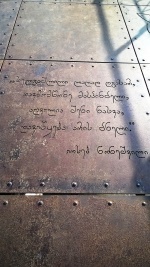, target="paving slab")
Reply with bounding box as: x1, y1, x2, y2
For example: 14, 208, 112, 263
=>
121, 4, 150, 63
0, 195, 149, 267
0, 60, 150, 193
6, 2, 137, 62
0, 1, 21, 59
